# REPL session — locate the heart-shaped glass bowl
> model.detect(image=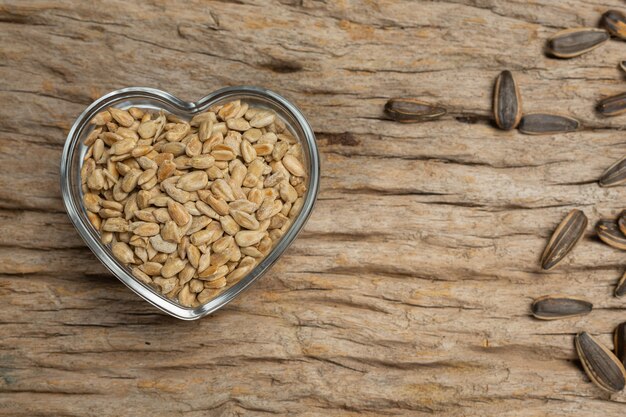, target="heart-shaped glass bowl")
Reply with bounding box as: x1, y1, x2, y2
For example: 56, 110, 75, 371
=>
61, 86, 320, 320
